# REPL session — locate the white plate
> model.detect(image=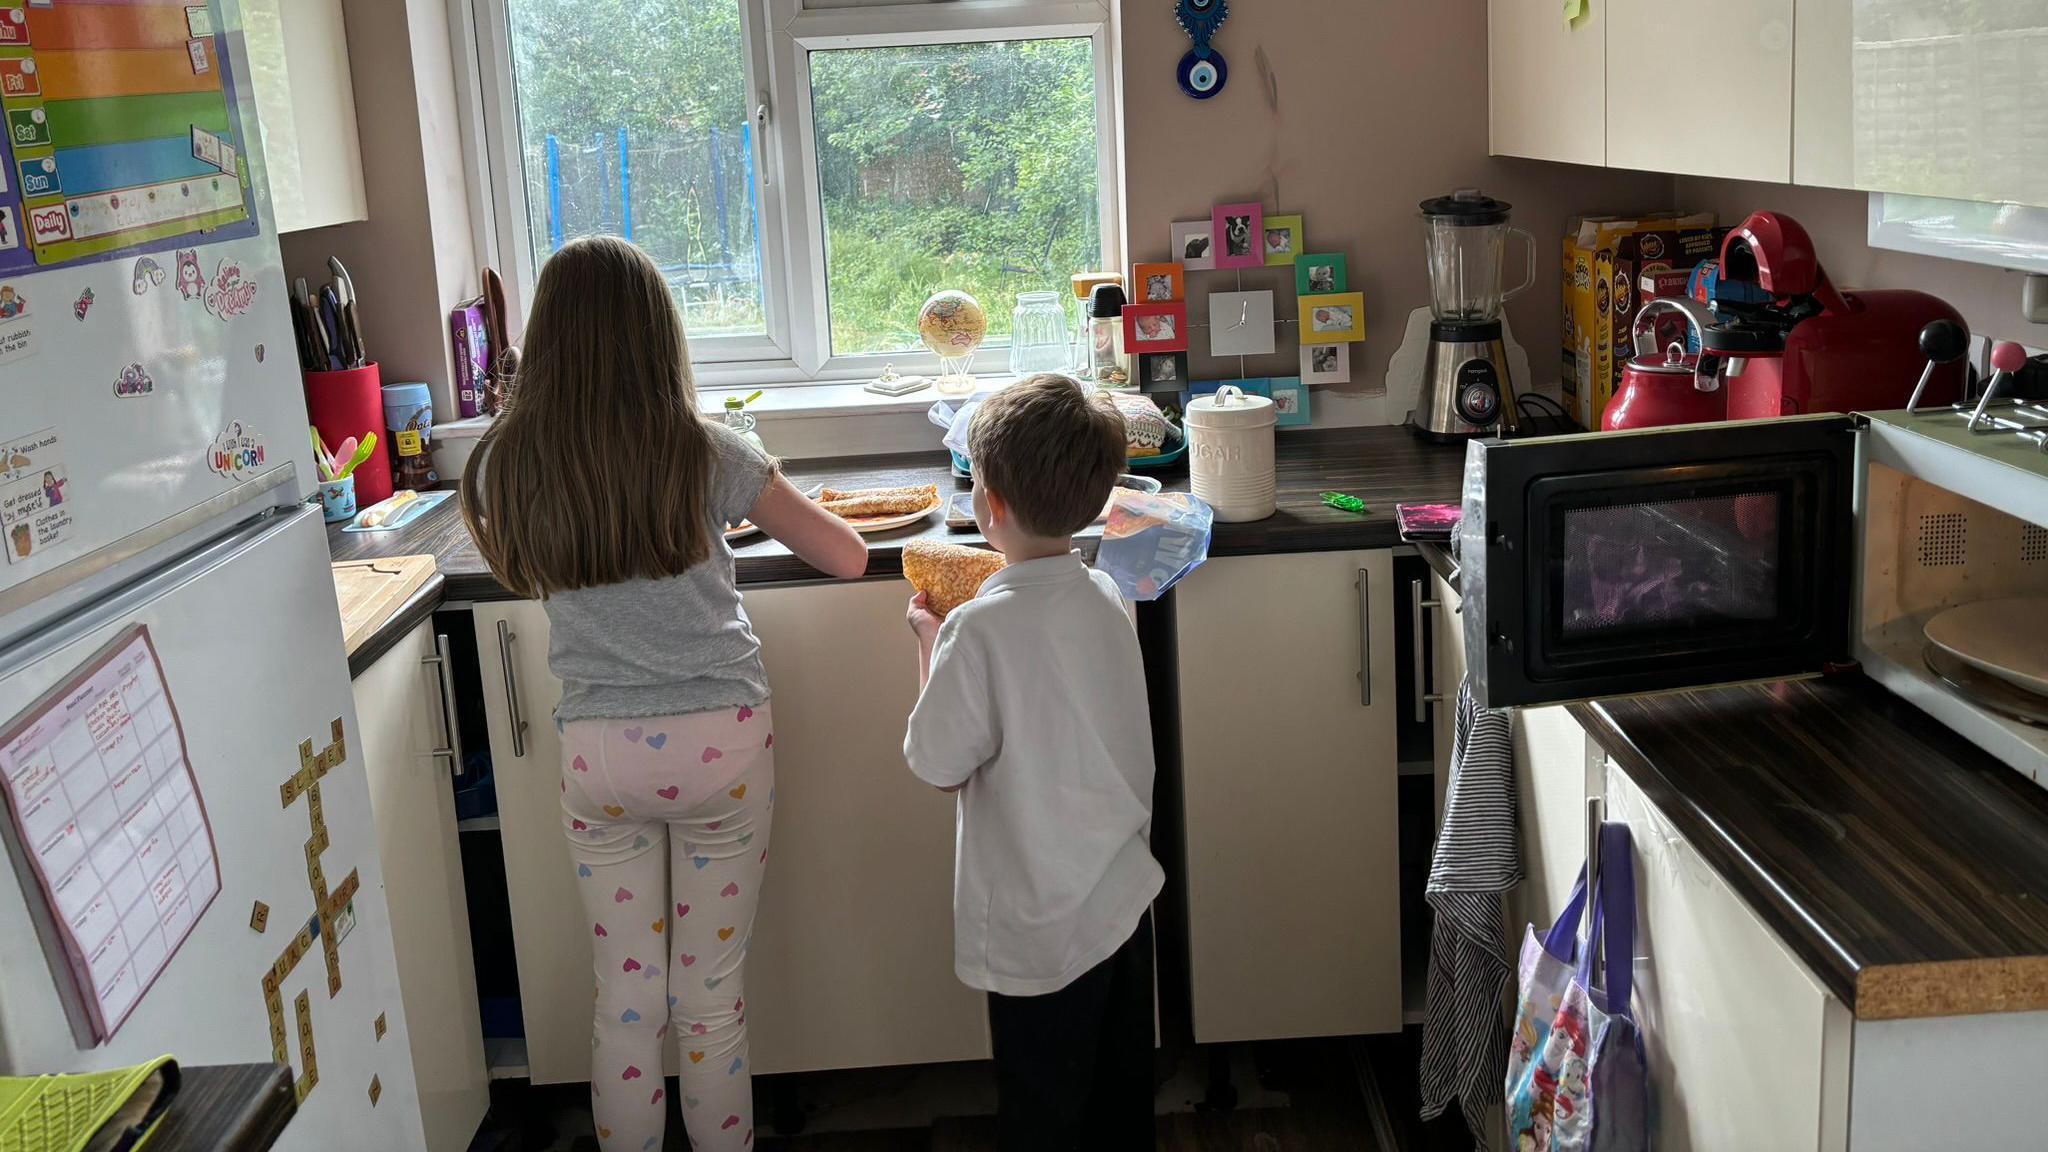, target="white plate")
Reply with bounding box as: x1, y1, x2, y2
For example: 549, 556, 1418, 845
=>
724, 485, 823, 543
1923, 597, 2048, 697
840, 500, 941, 534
